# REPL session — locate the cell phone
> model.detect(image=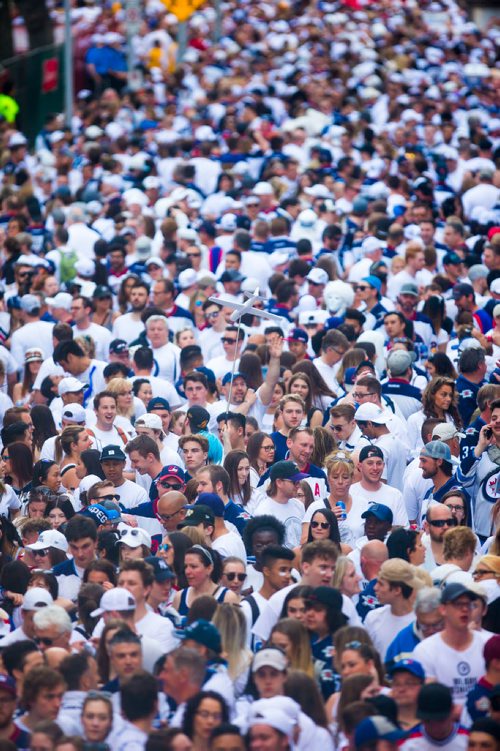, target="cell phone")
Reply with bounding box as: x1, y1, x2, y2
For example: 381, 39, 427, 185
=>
485, 427, 493, 439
